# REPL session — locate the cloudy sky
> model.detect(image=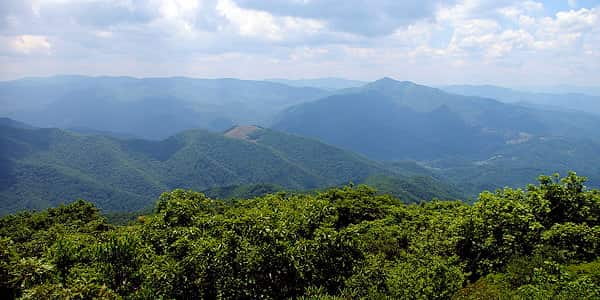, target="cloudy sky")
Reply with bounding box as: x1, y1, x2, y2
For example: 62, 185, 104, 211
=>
1, 0, 599, 86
